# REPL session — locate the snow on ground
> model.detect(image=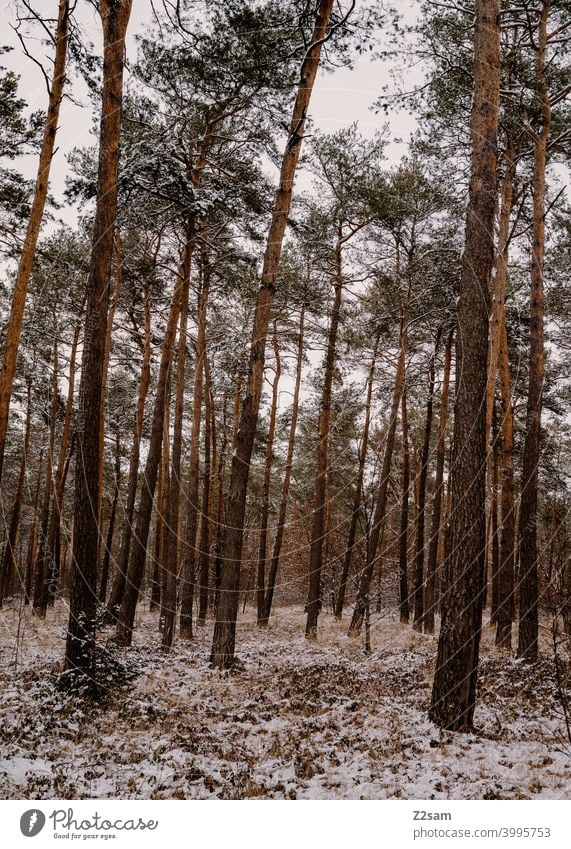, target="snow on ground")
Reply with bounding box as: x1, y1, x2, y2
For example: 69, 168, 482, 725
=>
0, 601, 570, 799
